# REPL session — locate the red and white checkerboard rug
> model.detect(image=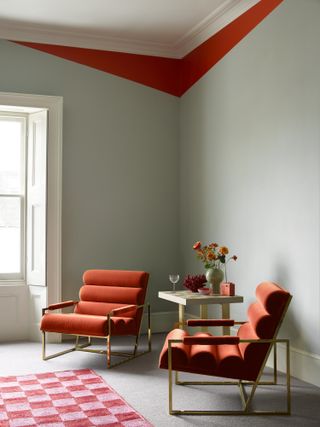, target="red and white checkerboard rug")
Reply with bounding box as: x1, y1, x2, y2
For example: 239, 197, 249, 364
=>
0, 369, 152, 427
